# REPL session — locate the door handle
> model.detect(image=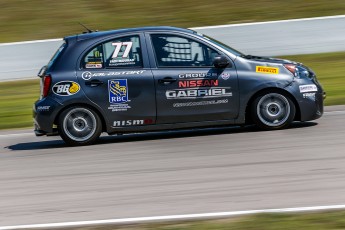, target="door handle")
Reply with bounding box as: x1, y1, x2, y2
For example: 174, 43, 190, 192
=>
85, 79, 104, 87
158, 77, 177, 84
